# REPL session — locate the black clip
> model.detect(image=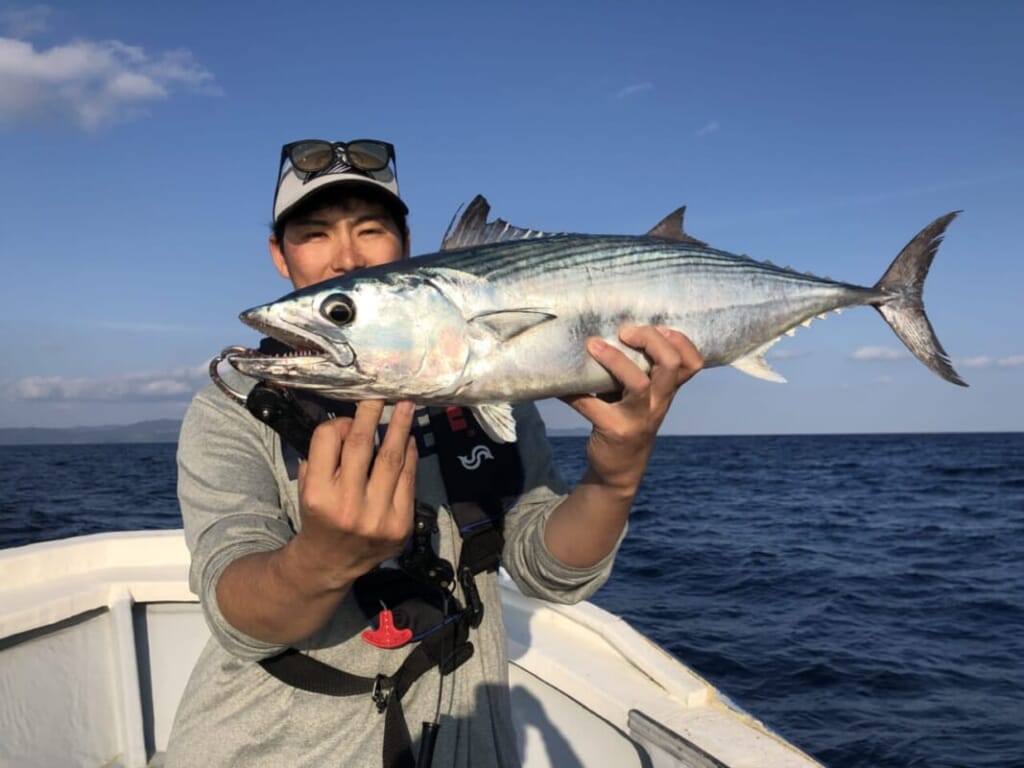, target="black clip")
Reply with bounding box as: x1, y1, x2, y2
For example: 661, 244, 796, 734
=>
371, 674, 393, 712
245, 383, 318, 460
399, 502, 455, 590
458, 565, 484, 628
